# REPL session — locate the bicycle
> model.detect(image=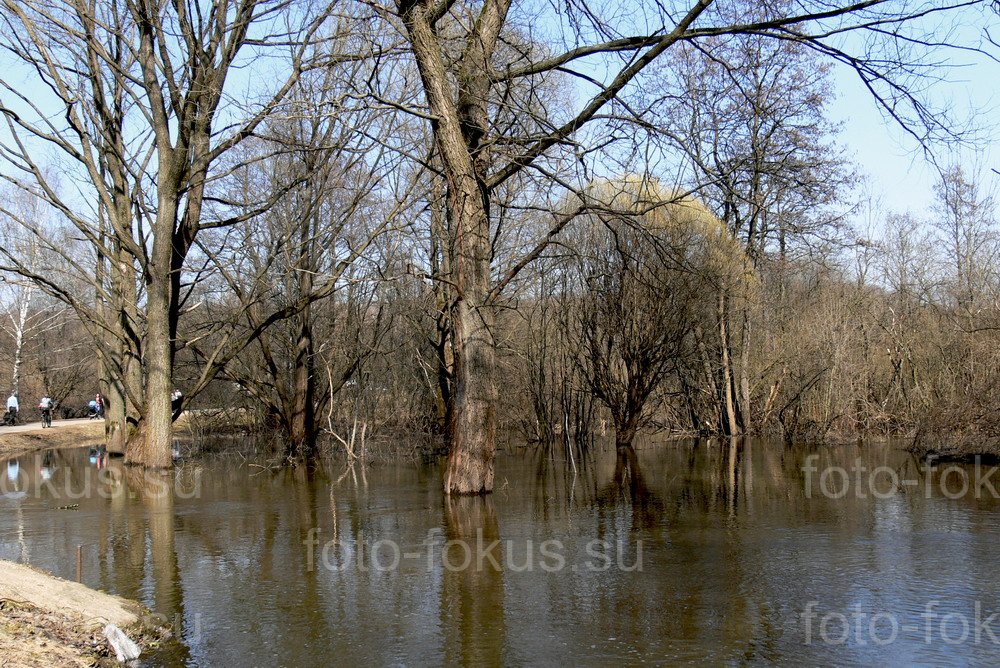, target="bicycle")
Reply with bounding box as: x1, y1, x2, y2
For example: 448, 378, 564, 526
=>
40, 407, 52, 428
